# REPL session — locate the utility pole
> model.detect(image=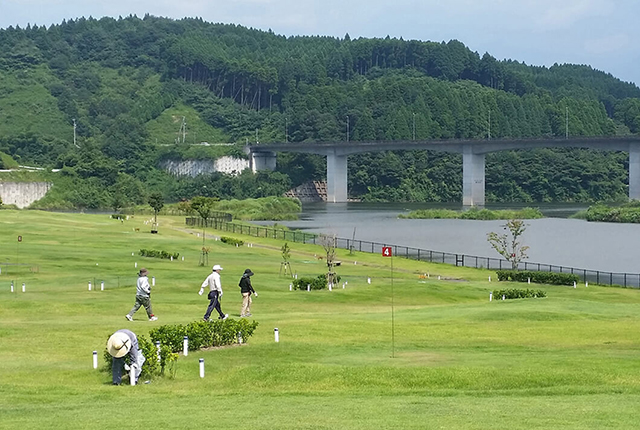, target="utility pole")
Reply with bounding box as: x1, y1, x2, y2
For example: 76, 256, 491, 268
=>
412, 112, 416, 140
346, 115, 350, 142
72, 119, 79, 148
